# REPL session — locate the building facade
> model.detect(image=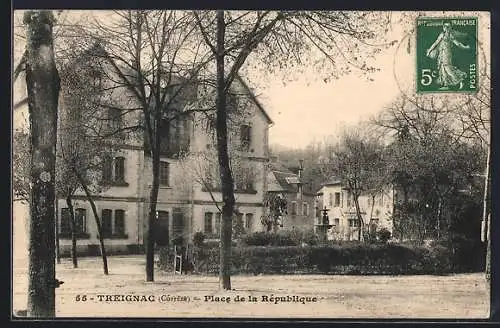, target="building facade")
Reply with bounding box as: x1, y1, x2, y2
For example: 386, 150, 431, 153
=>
317, 180, 395, 241
266, 160, 316, 232
52, 47, 272, 255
